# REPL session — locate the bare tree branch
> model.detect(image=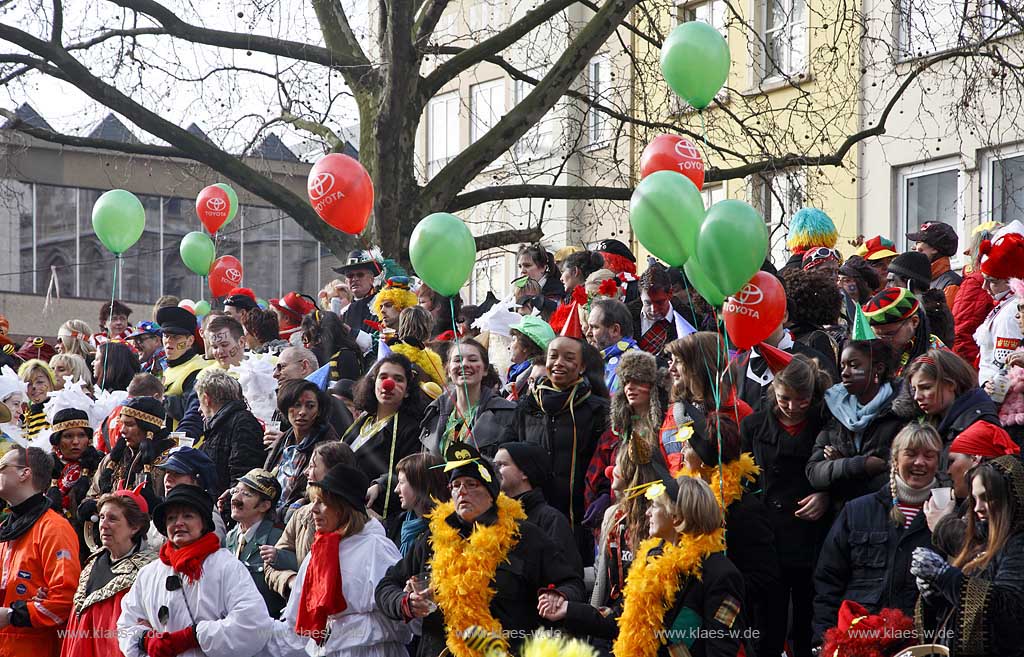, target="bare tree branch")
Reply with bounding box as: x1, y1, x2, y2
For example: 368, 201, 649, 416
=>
476, 226, 545, 251
419, 0, 577, 100
311, 0, 376, 90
